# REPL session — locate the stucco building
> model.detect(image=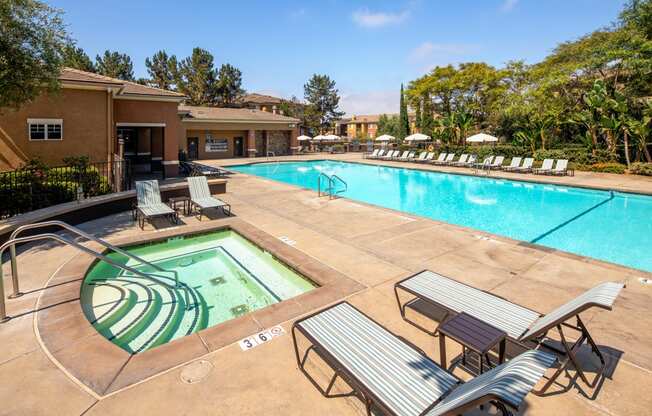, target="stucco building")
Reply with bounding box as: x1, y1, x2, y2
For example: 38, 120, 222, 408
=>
0, 68, 300, 175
